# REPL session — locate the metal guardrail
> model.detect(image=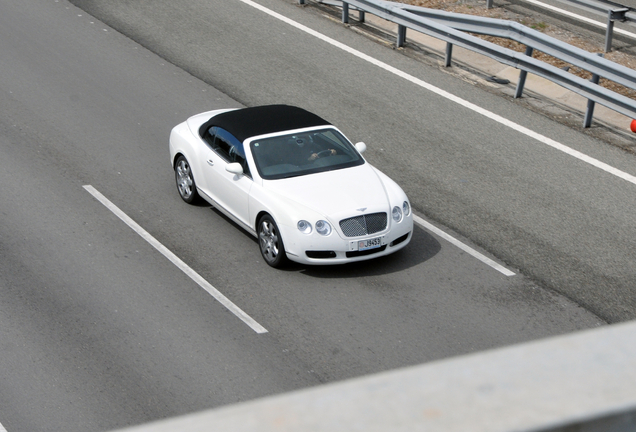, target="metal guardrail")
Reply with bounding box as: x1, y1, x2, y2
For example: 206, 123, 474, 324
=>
509, 0, 636, 52
300, 0, 636, 128
553, 0, 636, 51
557, 0, 636, 23
563, 0, 636, 16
